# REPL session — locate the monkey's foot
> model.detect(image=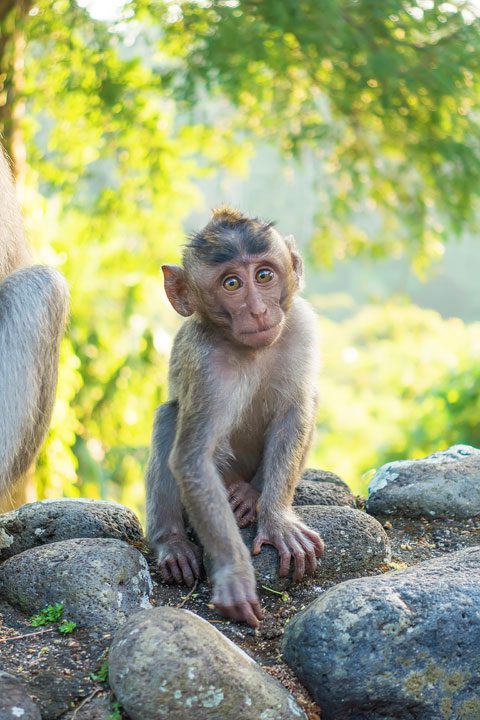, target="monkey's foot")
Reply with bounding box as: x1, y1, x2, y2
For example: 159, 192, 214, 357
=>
227, 480, 260, 528
156, 535, 203, 587
252, 514, 325, 583
212, 570, 264, 628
